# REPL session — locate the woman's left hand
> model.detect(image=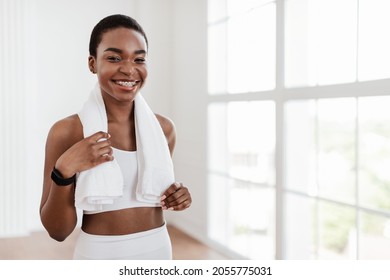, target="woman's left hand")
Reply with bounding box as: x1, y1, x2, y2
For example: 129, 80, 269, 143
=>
161, 182, 192, 211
